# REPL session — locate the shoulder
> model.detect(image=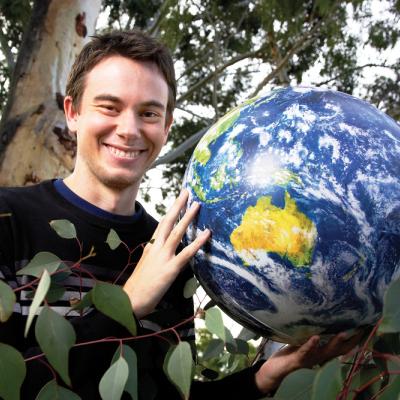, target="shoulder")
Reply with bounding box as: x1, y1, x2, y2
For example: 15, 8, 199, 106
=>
0, 181, 57, 218
0, 180, 54, 206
